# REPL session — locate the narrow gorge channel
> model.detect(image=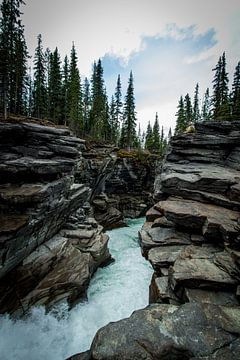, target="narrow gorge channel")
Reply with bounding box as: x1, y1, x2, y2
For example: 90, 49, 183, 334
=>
0, 218, 152, 360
